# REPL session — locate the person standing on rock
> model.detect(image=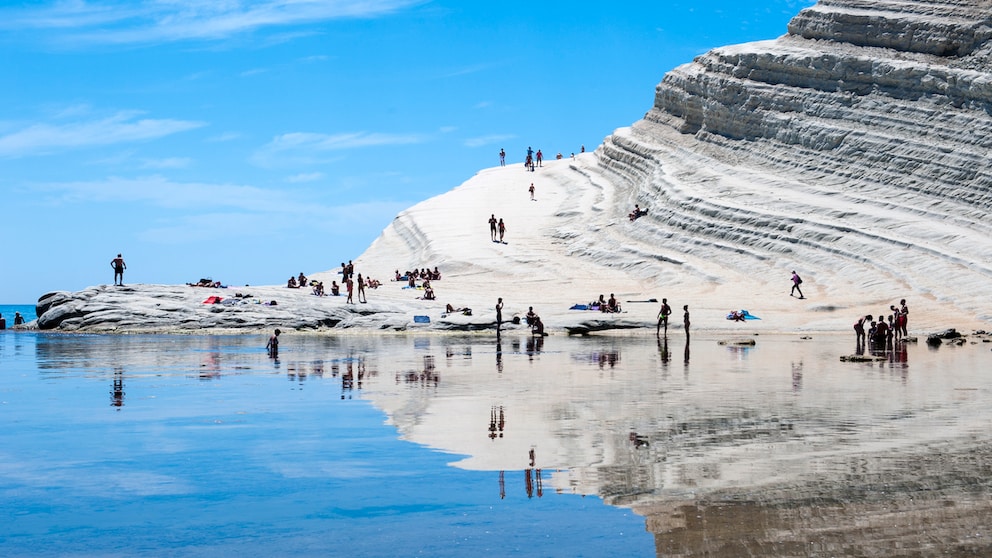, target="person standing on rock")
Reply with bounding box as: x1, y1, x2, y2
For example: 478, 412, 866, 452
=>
266, 329, 281, 358
498, 218, 506, 243
899, 299, 909, 336
111, 253, 126, 286
656, 298, 672, 337
495, 297, 504, 332
499, 148, 505, 166
357, 273, 367, 303
346, 276, 354, 304
489, 214, 498, 242
683, 305, 690, 335
790, 271, 804, 299
529, 183, 535, 201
